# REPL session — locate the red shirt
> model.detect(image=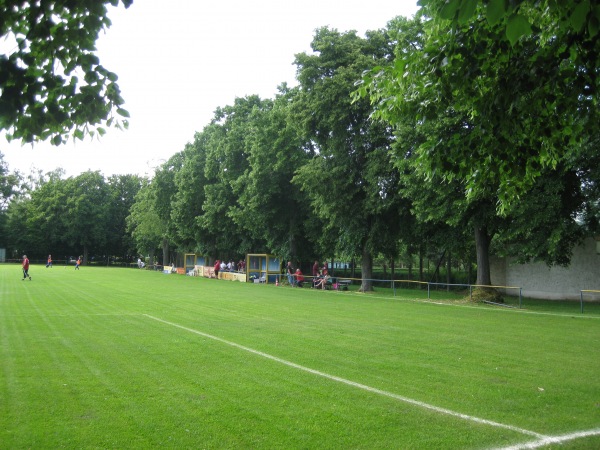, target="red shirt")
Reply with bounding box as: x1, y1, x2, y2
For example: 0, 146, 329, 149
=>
23, 258, 29, 270
312, 262, 319, 277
